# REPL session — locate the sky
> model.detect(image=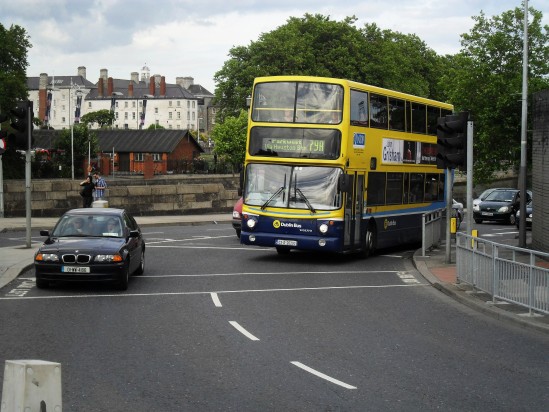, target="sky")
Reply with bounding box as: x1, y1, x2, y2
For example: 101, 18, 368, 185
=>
0, 1, 546, 94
